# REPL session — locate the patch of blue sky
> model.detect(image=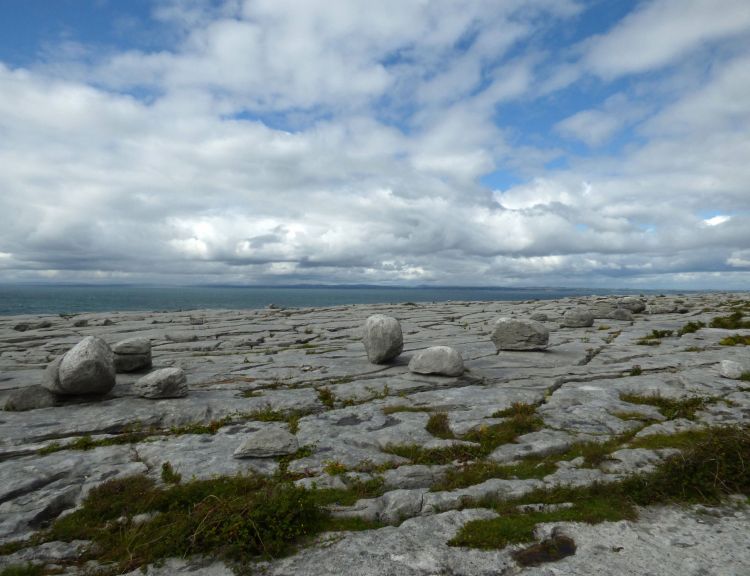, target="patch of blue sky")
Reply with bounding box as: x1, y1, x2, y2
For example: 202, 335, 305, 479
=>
479, 170, 526, 191
0, 0, 168, 68
224, 108, 334, 133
